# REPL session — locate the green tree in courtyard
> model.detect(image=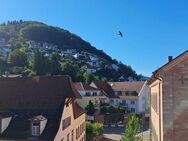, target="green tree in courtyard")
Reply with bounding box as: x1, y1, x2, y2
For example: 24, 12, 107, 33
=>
85, 100, 95, 116
121, 114, 141, 141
